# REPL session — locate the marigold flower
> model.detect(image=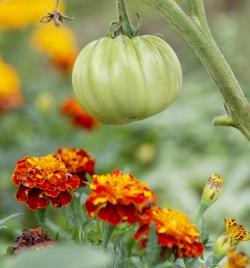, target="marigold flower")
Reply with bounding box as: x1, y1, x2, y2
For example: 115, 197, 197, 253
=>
0, 58, 23, 114
214, 219, 250, 258
56, 148, 95, 186
85, 170, 156, 225
12, 154, 80, 210
30, 24, 78, 71
60, 98, 97, 130
134, 208, 204, 258
222, 249, 250, 268
0, 0, 64, 30
201, 173, 224, 206
12, 227, 54, 254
